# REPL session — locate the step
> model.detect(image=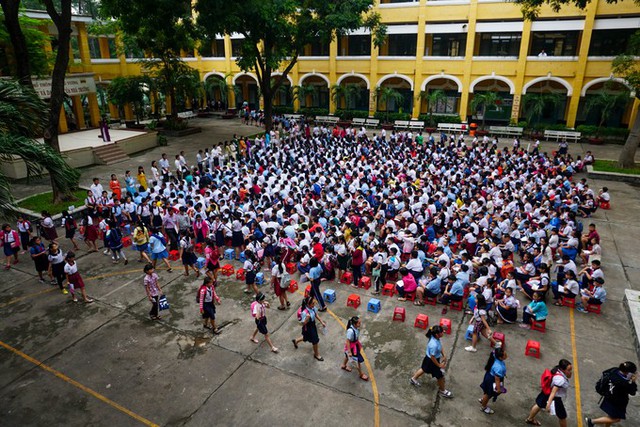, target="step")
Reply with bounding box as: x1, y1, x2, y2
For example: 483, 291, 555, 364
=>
93, 144, 130, 165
